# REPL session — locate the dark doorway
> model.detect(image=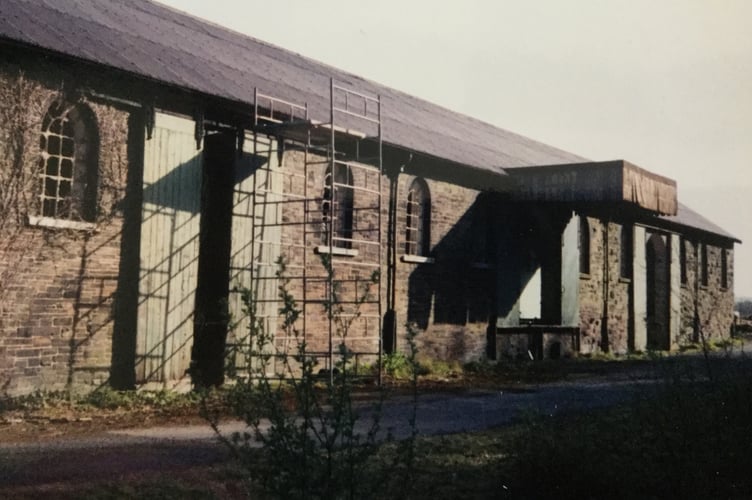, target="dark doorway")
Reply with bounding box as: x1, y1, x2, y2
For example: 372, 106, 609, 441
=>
646, 232, 670, 350
192, 131, 236, 387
